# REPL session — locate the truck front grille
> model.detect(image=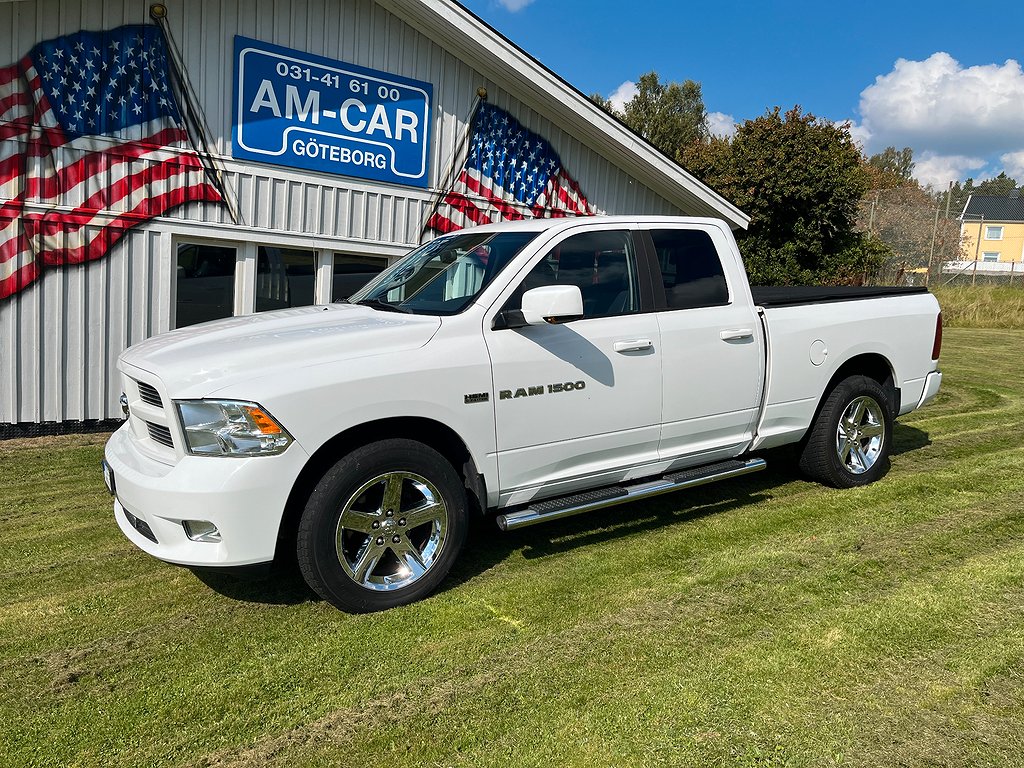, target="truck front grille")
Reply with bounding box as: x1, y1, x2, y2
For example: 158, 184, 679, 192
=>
137, 381, 163, 408
146, 422, 174, 448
